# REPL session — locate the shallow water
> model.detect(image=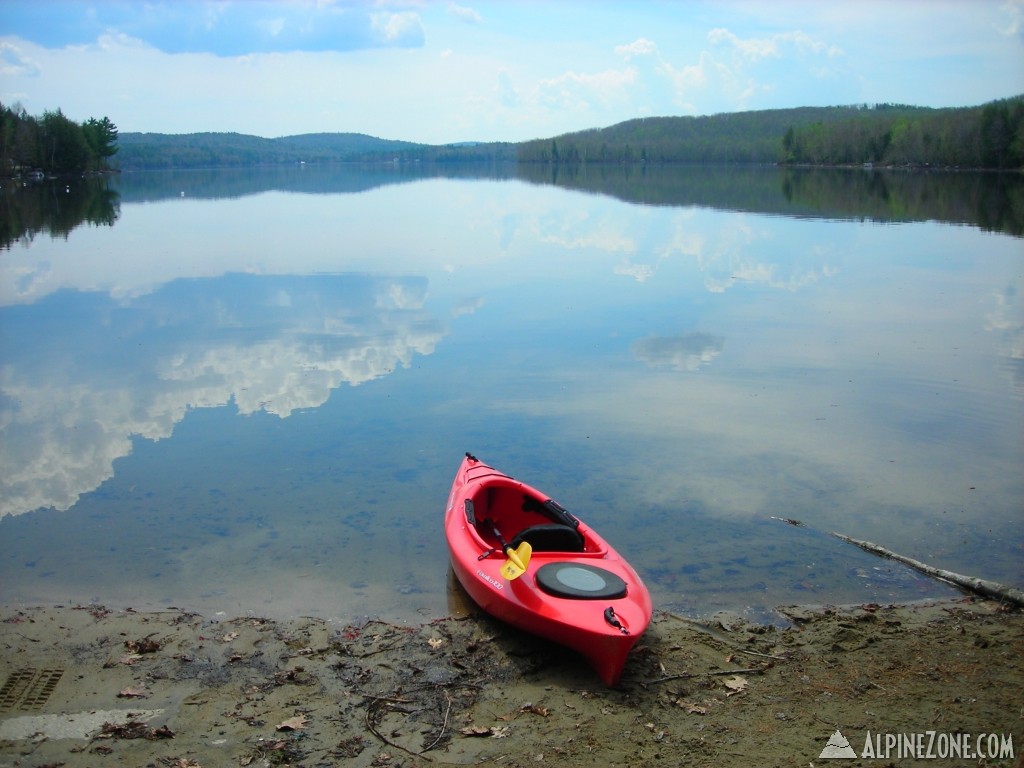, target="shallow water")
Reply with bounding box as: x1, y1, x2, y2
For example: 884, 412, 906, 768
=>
1, 165, 1021, 623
